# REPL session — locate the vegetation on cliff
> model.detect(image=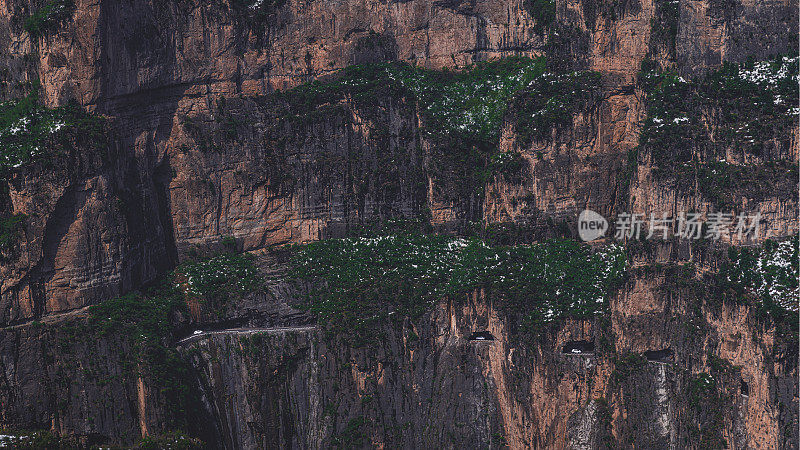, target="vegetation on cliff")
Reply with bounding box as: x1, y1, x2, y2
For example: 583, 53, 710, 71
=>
721, 236, 799, 341
0, 213, 25, 255
274, 57, 549, 148
637, 56, 799, 207
289, 234, 626, 344
261, 57, 602, 210
86, 250, 262, 346
640, 55, 798, 160
281, 57, 602, 151
0, 83, 104, 173
511, 70, 602, 146
0, 430, 77, 449
723, 237, 798, 312
23, 0, 75, 37
395, 57, 544, 145
649, 0, 680, 55
691, 160, 798, 210
231, 0, 286, 34
686, 372, 729, 448
173, 253, 261, 300
52, 252, 263, 436
524, 0, 556, 33
0, 428, 202, 449
79, 288, 195, 425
